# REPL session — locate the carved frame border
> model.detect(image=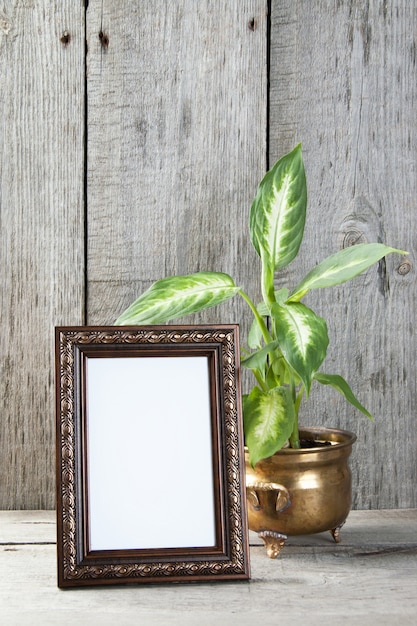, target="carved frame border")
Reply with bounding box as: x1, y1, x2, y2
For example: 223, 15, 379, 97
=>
55, 325, 250, 586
